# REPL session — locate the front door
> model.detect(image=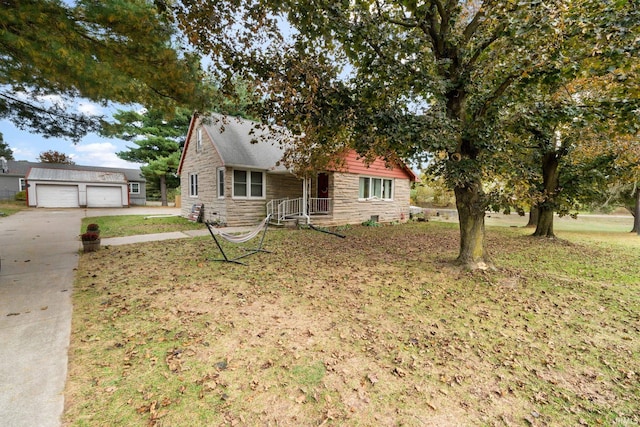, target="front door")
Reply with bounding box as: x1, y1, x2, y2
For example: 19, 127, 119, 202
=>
317, 173, 329, 198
